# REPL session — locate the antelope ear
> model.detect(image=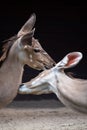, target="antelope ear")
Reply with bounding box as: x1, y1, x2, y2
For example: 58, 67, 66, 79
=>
17, 13, 36, 37
56, 52, 83, 69
20, 28, 35, 46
